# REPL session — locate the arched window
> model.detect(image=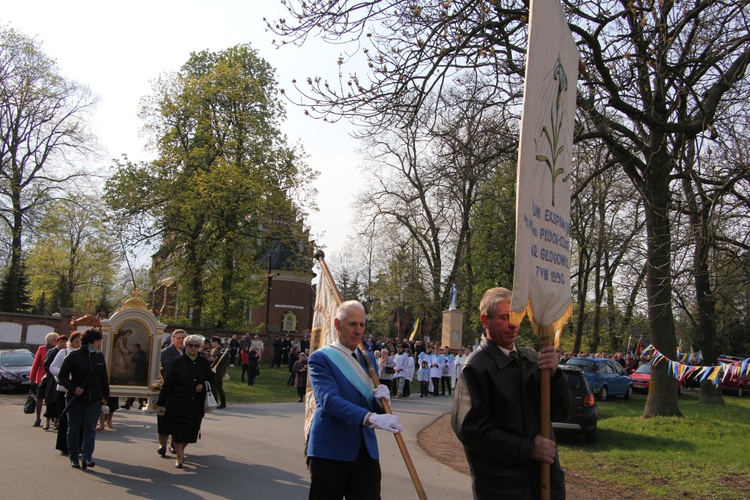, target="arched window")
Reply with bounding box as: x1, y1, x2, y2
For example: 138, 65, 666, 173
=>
282, 312, 297, 333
